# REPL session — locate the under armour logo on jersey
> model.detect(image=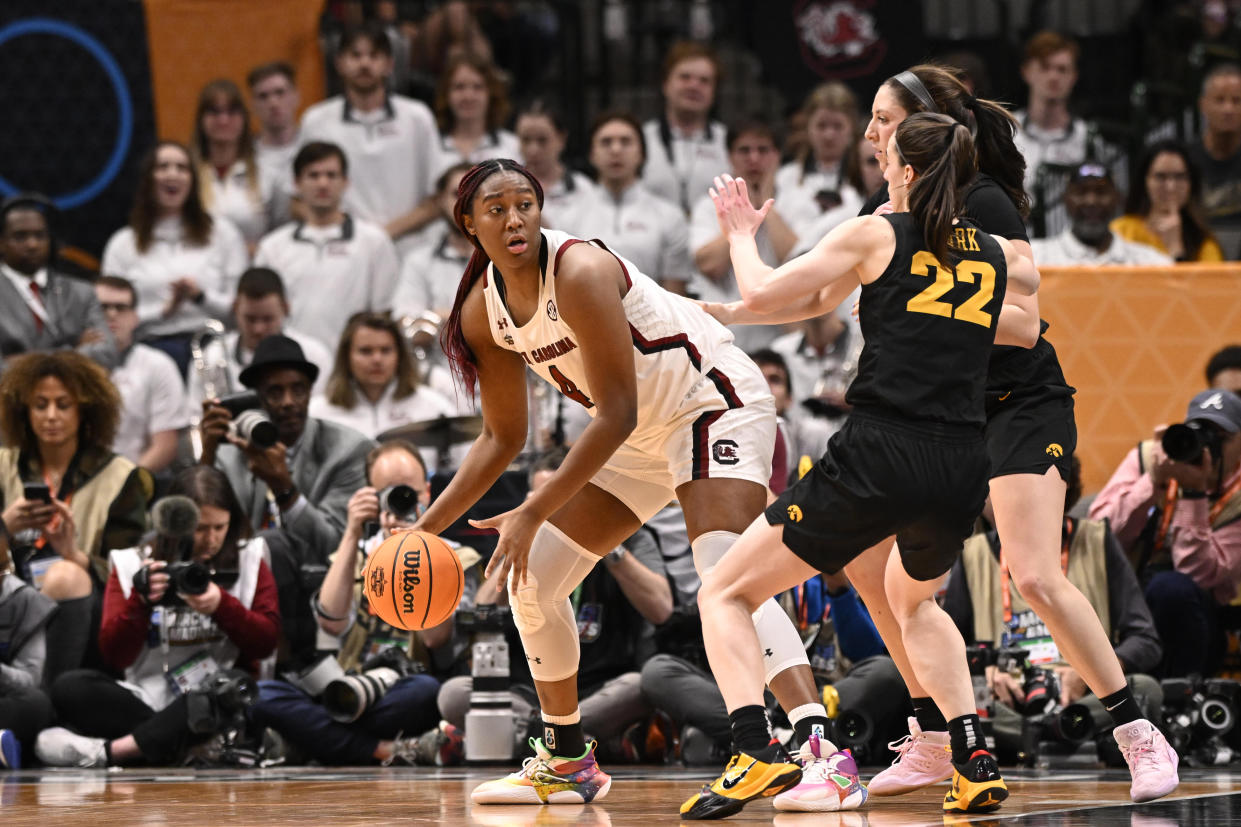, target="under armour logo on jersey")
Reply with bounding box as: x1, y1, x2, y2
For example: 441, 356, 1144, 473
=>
547, 300, 558, 321
764, 648, 773, 658
497, 317, 509, 330
712, 439, 740, 465
787, 505, 803, 523
527, 655, 543, 665
1045, 443, 1064, 458
1201, 392, 1225, 411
